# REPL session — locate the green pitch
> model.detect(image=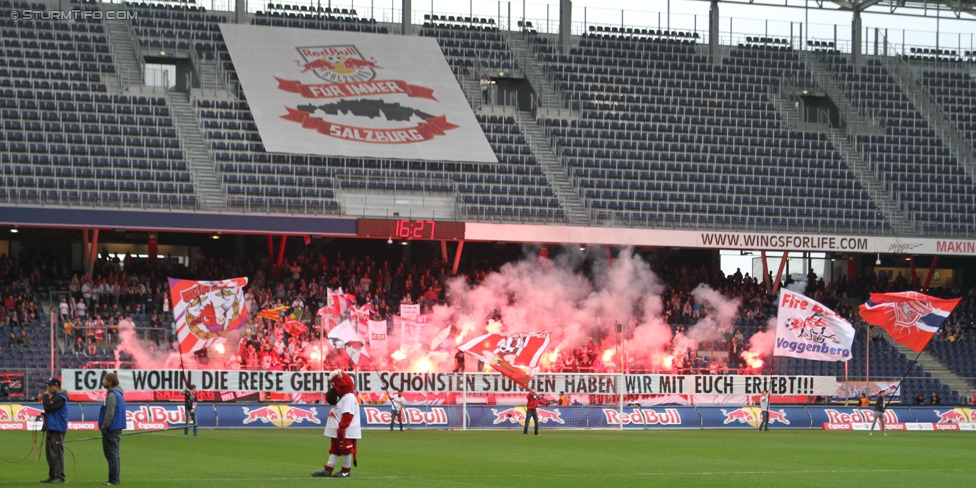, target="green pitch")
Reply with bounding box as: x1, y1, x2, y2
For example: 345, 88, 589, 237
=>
2, 428, 972, 487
